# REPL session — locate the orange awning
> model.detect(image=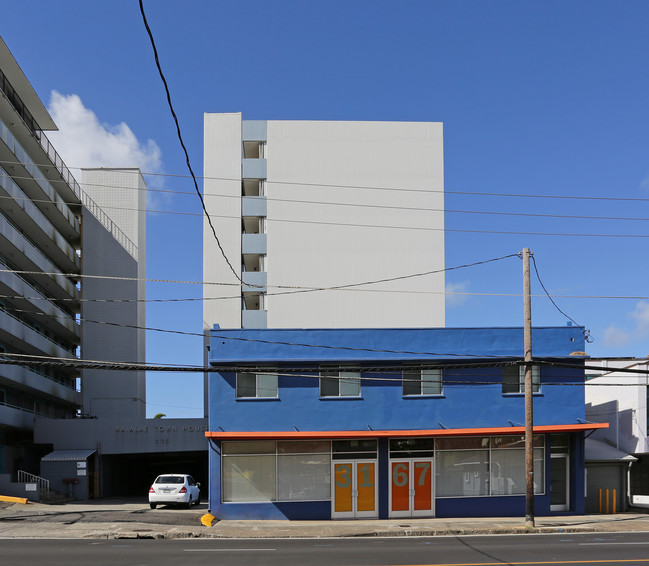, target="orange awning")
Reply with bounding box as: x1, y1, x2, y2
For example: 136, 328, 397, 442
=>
206, 422, 608, 440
